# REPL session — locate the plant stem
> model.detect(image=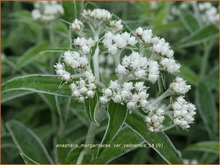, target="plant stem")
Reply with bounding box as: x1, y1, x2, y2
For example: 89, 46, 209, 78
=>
162, 125, 175, 132
192, 2, 202, 28
148, 89, 173, 109
77, 106, 107, 164
76, 151, 86, 164
200, 42, 213, 80
69, 25, 73, 49
93, 46, 100, 81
